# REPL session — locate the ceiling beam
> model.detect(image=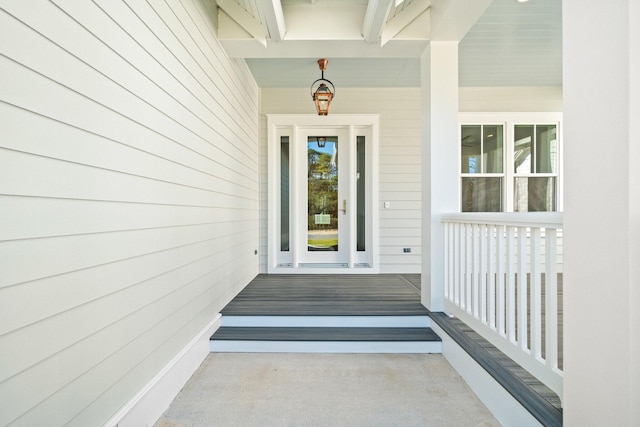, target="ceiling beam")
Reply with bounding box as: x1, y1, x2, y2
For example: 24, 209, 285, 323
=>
217, 0, 267, 46
362, 0, 395, 43
380, 0, 430, 46
219, 39, 429, 58
259, 0, 286, 42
